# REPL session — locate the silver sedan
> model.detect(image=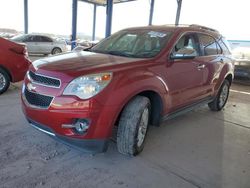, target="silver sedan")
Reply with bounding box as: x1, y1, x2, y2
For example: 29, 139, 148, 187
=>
11, 34, 68, 55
